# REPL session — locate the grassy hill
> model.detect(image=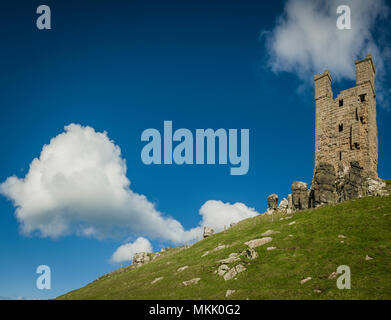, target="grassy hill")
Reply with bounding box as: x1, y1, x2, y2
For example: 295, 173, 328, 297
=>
58, 184, 391, 300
